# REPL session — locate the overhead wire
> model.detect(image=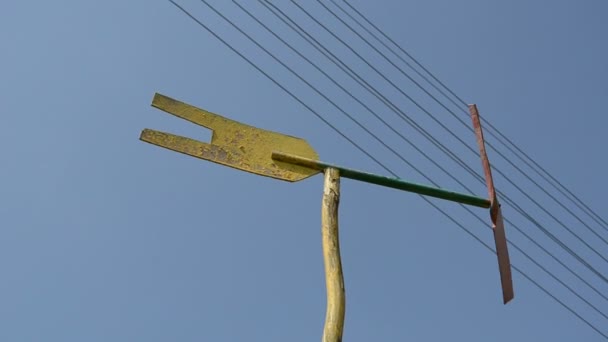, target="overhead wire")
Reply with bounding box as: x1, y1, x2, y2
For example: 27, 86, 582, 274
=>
340, 0, 608, 235
247, 0, 608, 321
230, 1, 474, 195
161, 2, 384, 172
321, 0, 608, 247
259, 0, 608, 285
234, 0, 608, 304
489, 126, 608, 232
288, 0, 608, 270
248, 0, 608, 294
166, 0, 608, 338
340, 0, 471, 113
324, 0, 469, 117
